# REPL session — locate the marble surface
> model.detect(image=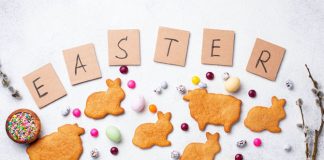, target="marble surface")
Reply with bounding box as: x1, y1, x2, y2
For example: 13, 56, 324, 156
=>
0, 0, 324, 159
